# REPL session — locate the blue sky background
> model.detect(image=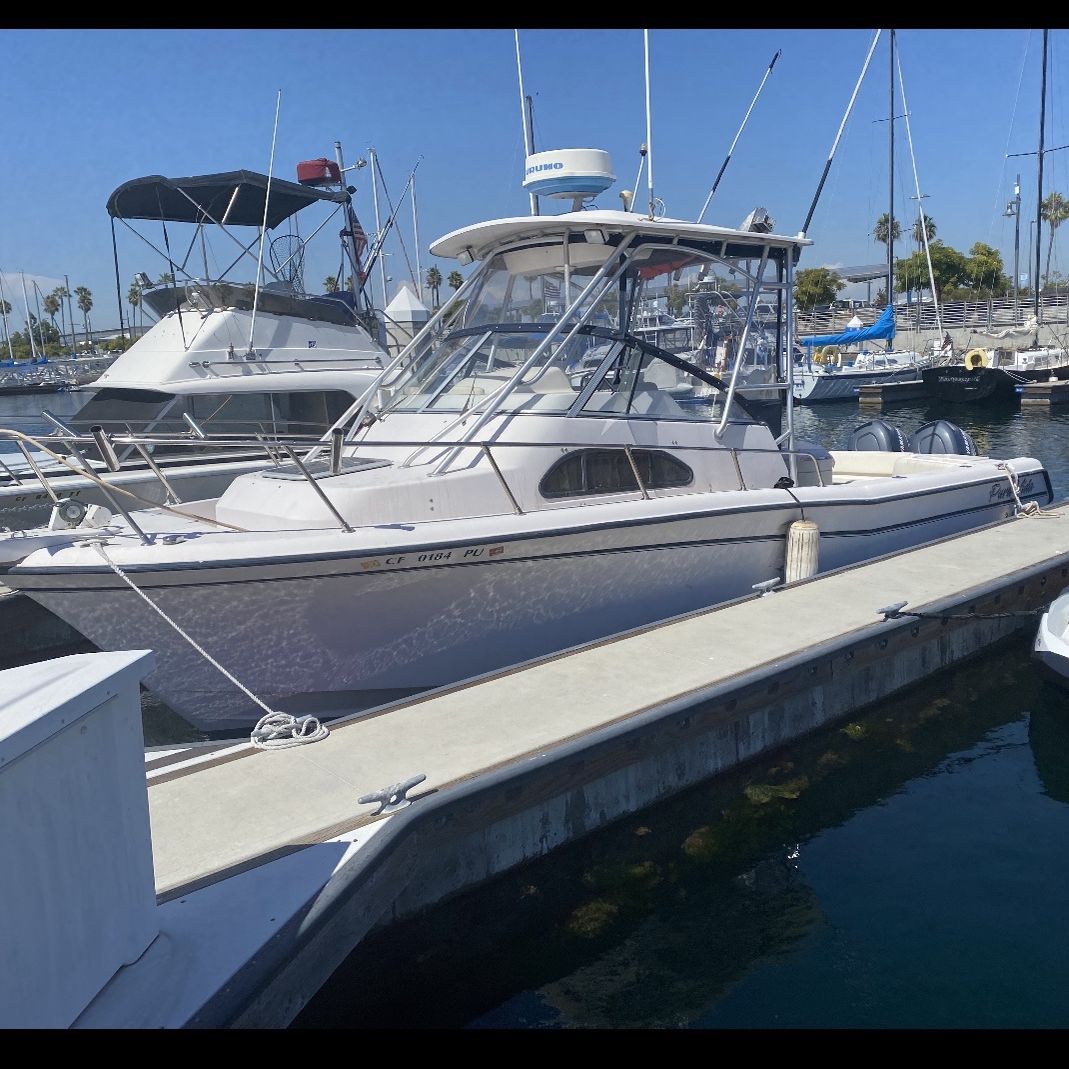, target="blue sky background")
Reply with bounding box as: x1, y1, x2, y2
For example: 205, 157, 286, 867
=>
0, 28, 1063, 329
